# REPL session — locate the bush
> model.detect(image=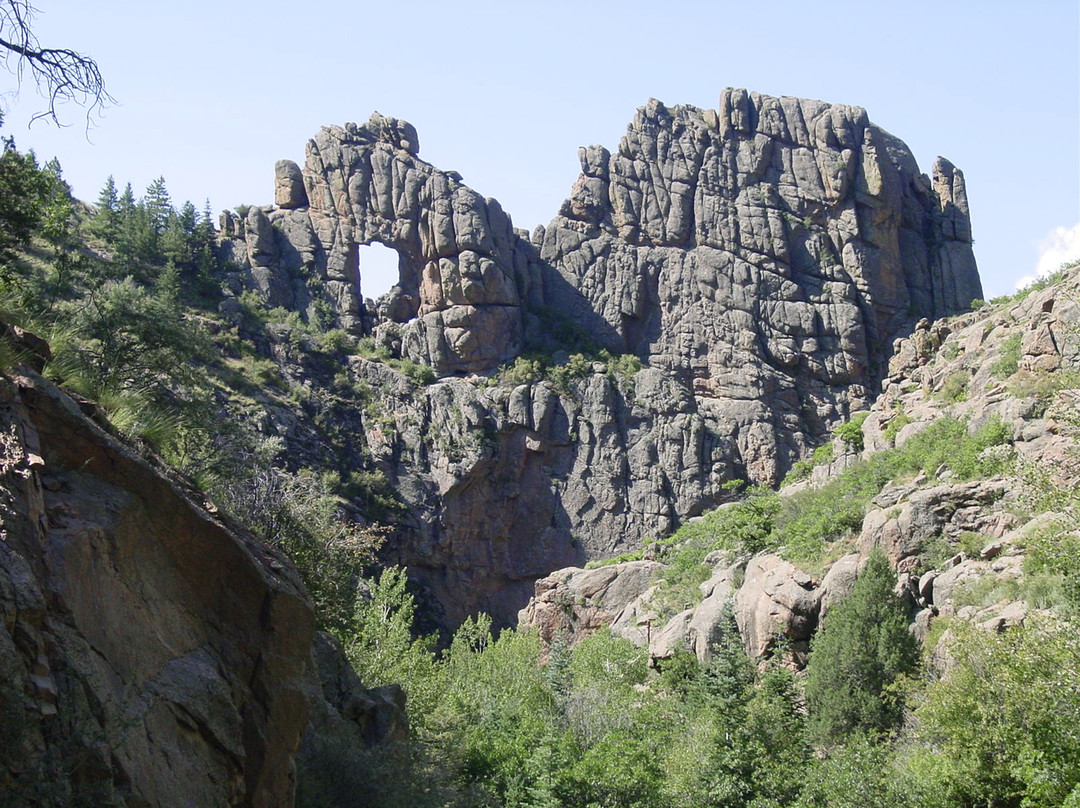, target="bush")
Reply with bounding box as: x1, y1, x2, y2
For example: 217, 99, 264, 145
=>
812, 442, 835, 465
499, 355, 545, 387
316, 328, 355, 355
393, 358, 436, 386
936, 371, 970, 403
836, 412, 869, 451
805, 550, 919, 745
990, 333, 1022, 379
882, 406, 912, 447
774, 485, 866, 562
900, 616, 1080, 807
218, 467, 385, 634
